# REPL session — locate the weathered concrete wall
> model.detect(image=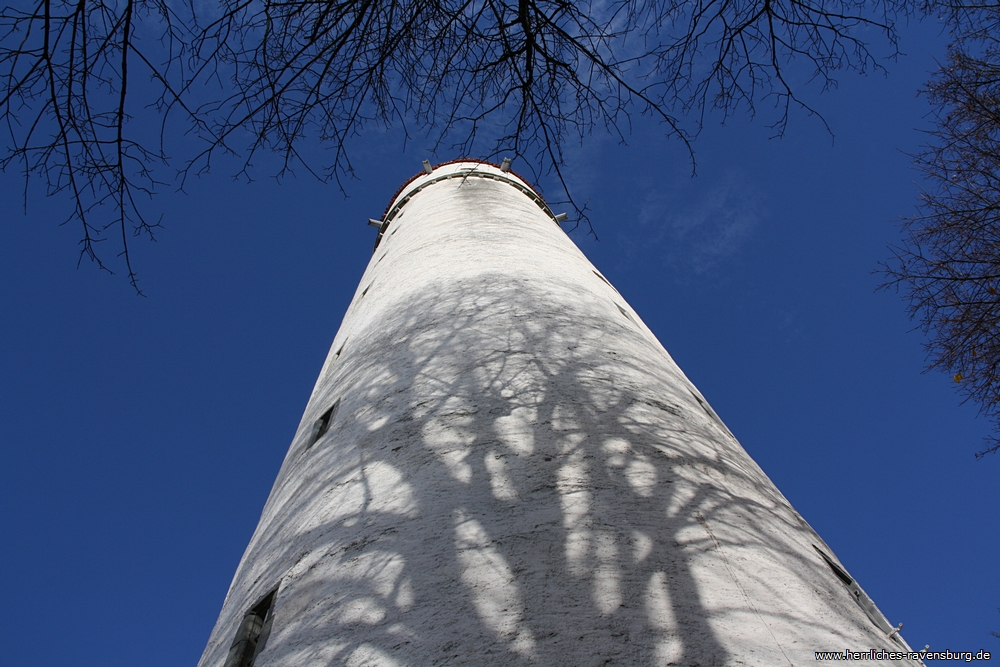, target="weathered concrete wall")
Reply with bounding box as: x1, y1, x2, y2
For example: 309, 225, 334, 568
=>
199, 162, 919, 666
